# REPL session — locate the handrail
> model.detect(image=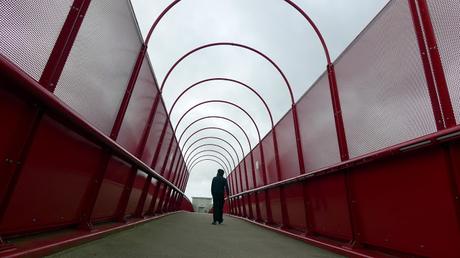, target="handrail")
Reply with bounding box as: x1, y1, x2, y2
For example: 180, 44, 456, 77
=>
229, 123, 460, 198
0, 54, 186, 196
